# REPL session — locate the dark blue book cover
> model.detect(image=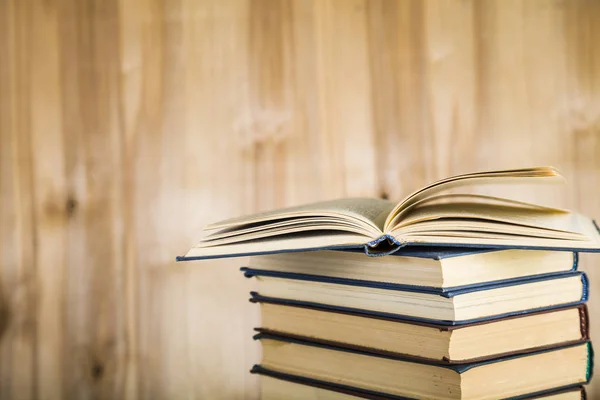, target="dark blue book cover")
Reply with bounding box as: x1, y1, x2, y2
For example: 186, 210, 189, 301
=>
246, 271, 588, 325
